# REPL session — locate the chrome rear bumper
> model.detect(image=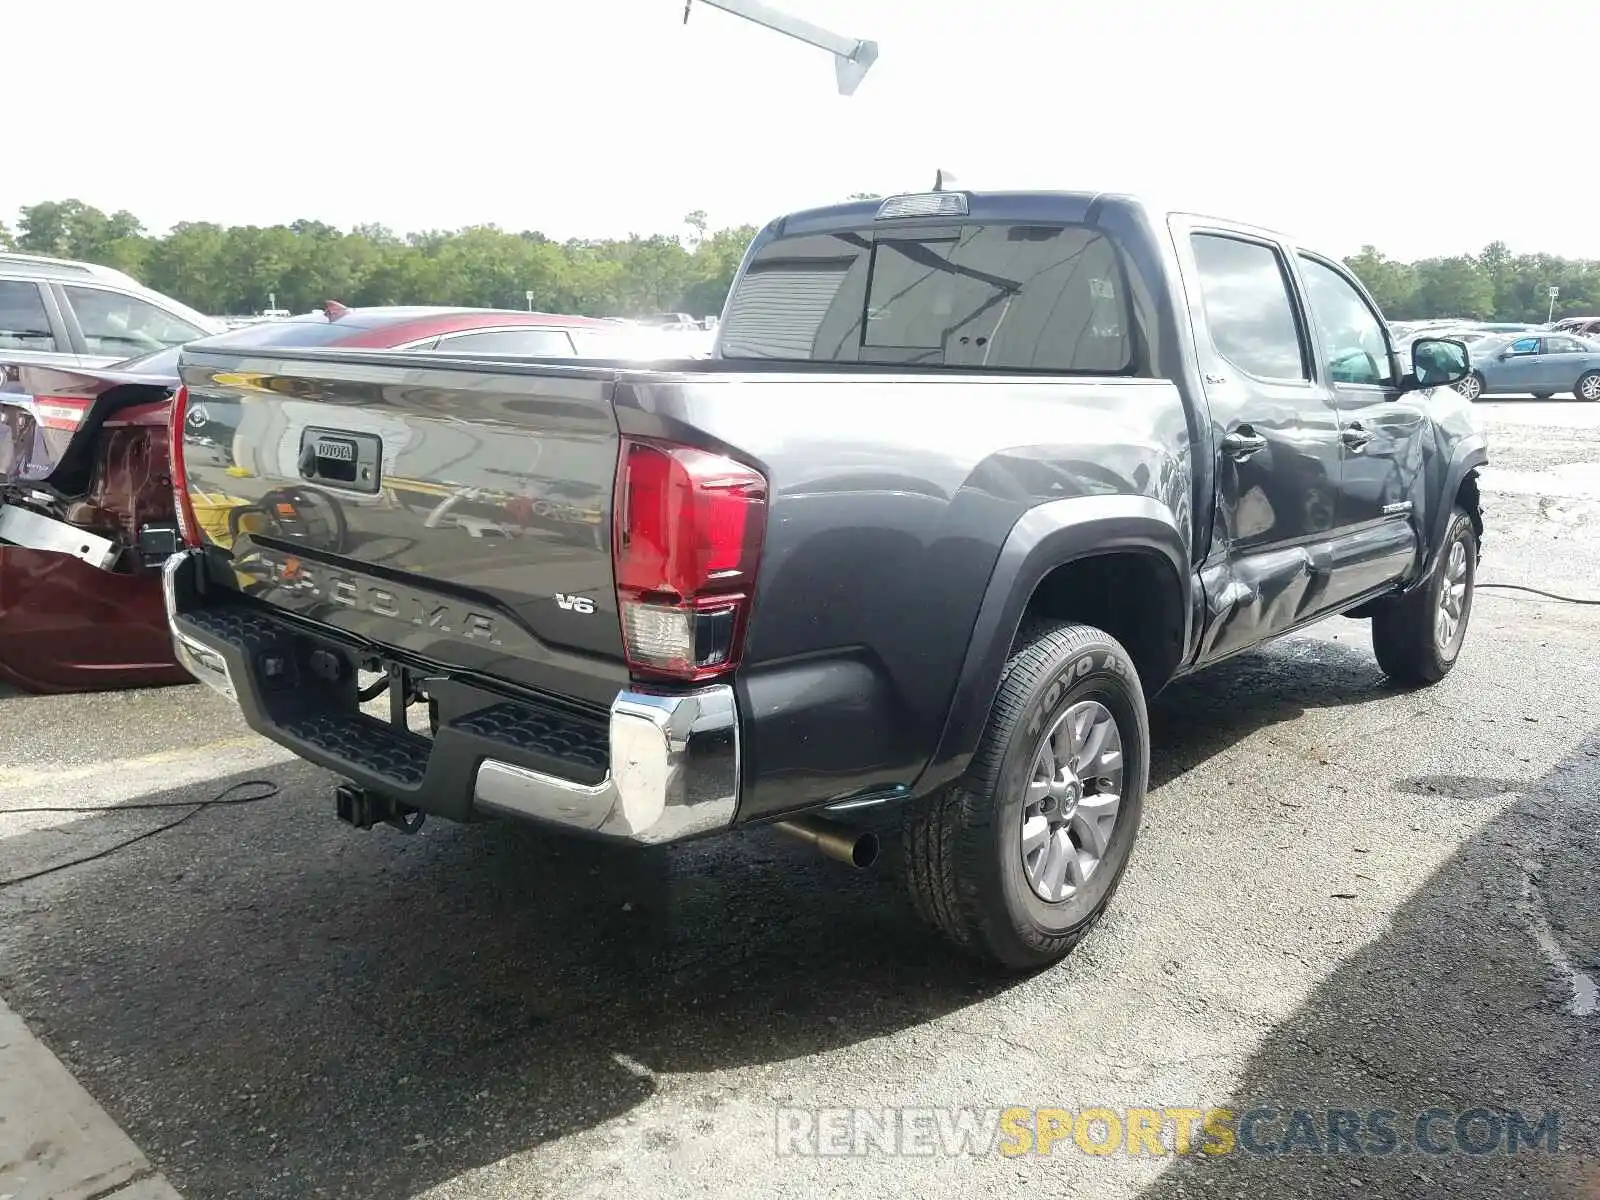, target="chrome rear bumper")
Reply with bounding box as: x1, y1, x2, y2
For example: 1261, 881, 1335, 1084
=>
161, 549, 739, 844
473, 687, 739, 843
